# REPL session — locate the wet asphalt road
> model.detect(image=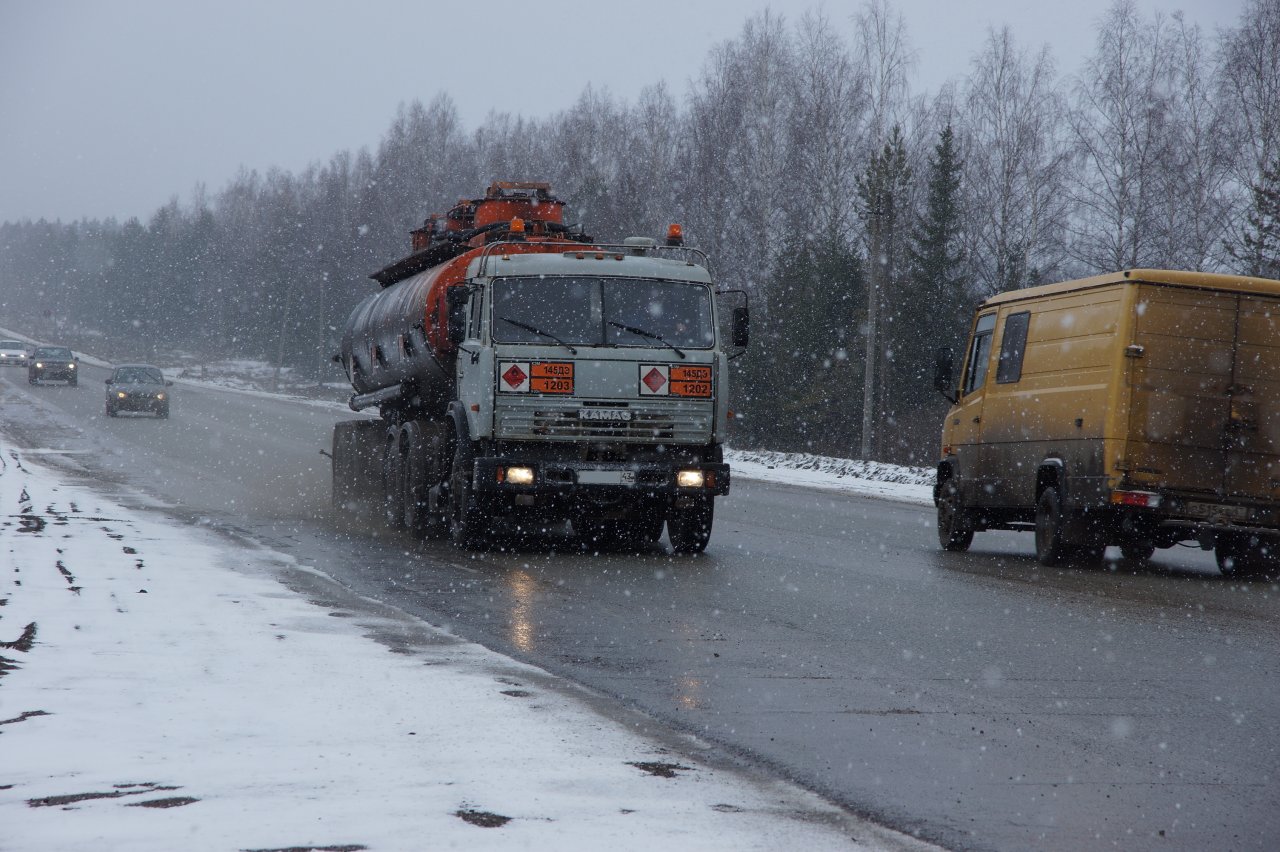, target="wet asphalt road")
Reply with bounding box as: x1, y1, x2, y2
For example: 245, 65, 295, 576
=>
3, 364, 1278, 851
